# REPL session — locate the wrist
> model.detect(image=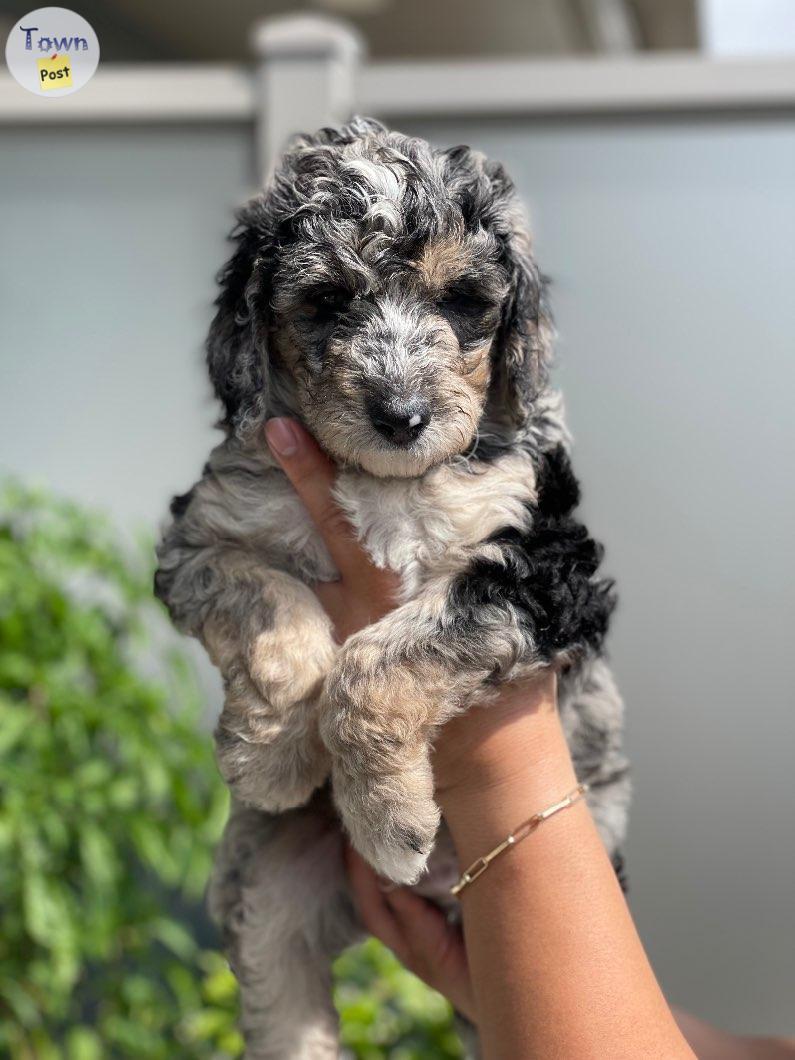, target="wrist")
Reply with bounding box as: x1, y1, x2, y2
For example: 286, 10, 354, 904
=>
439, 709, 575, 810
434, 671, 565, 798
437, 697, 578, 857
